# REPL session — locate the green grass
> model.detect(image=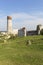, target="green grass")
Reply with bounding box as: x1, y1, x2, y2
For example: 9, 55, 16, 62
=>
0, 35, 43, 65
